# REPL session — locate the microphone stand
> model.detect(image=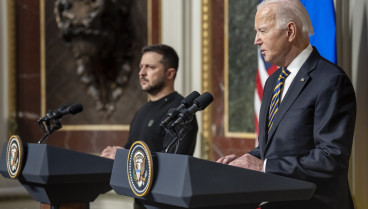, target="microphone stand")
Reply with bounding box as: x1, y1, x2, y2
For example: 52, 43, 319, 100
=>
37, 111, 62, 144
162, 125, 179, 153
162, 120, 191, 154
